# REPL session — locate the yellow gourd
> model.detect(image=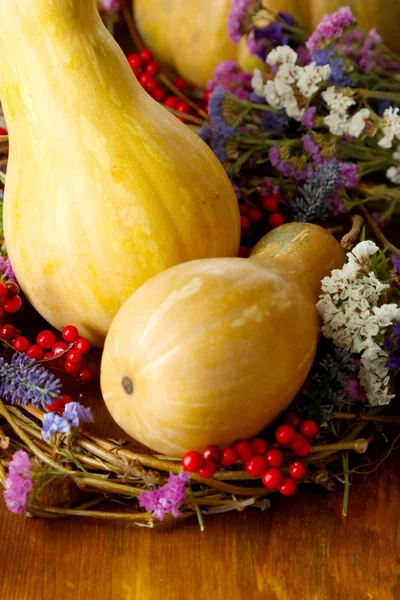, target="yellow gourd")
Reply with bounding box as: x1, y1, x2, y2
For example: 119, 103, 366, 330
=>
0, 0, 240, 347
101, 223, 345, 456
